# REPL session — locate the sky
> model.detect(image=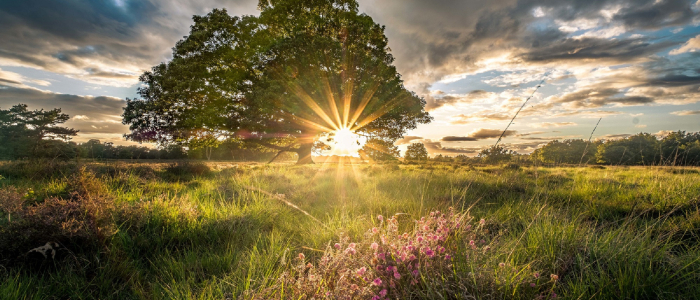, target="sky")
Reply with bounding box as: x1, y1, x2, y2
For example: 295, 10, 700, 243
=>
1, 0, 700, 156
